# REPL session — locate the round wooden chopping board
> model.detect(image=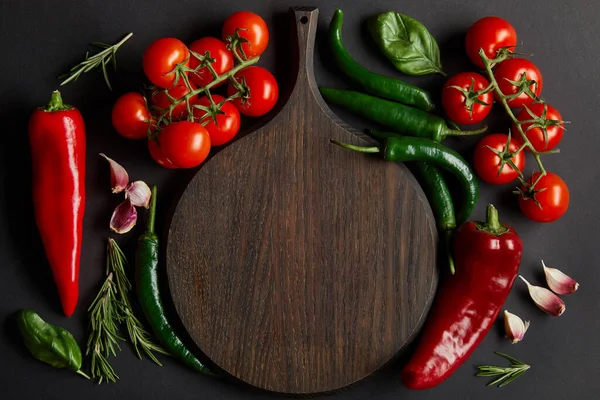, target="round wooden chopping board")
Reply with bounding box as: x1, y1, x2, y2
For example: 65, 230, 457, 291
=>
165, 7, 438, 395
